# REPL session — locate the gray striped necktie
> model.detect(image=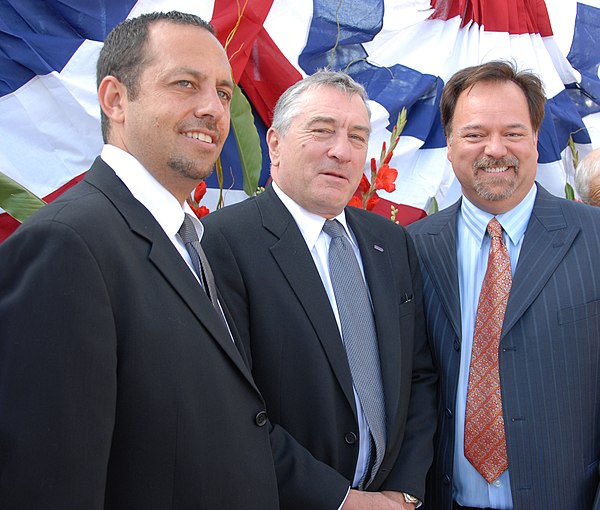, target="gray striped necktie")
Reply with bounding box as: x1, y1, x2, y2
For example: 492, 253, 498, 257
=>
178, 213, 221, 314
322, 219, 386, 488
